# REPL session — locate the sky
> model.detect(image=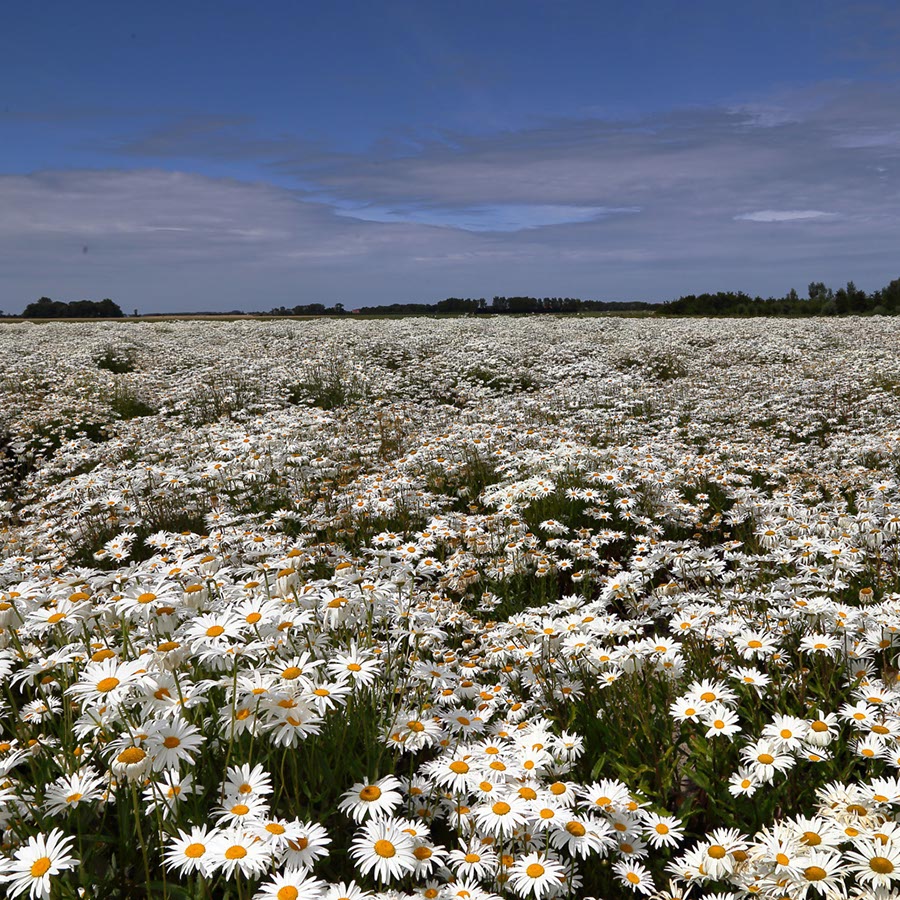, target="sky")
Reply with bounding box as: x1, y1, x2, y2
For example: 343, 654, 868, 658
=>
1, 1, 899, 313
